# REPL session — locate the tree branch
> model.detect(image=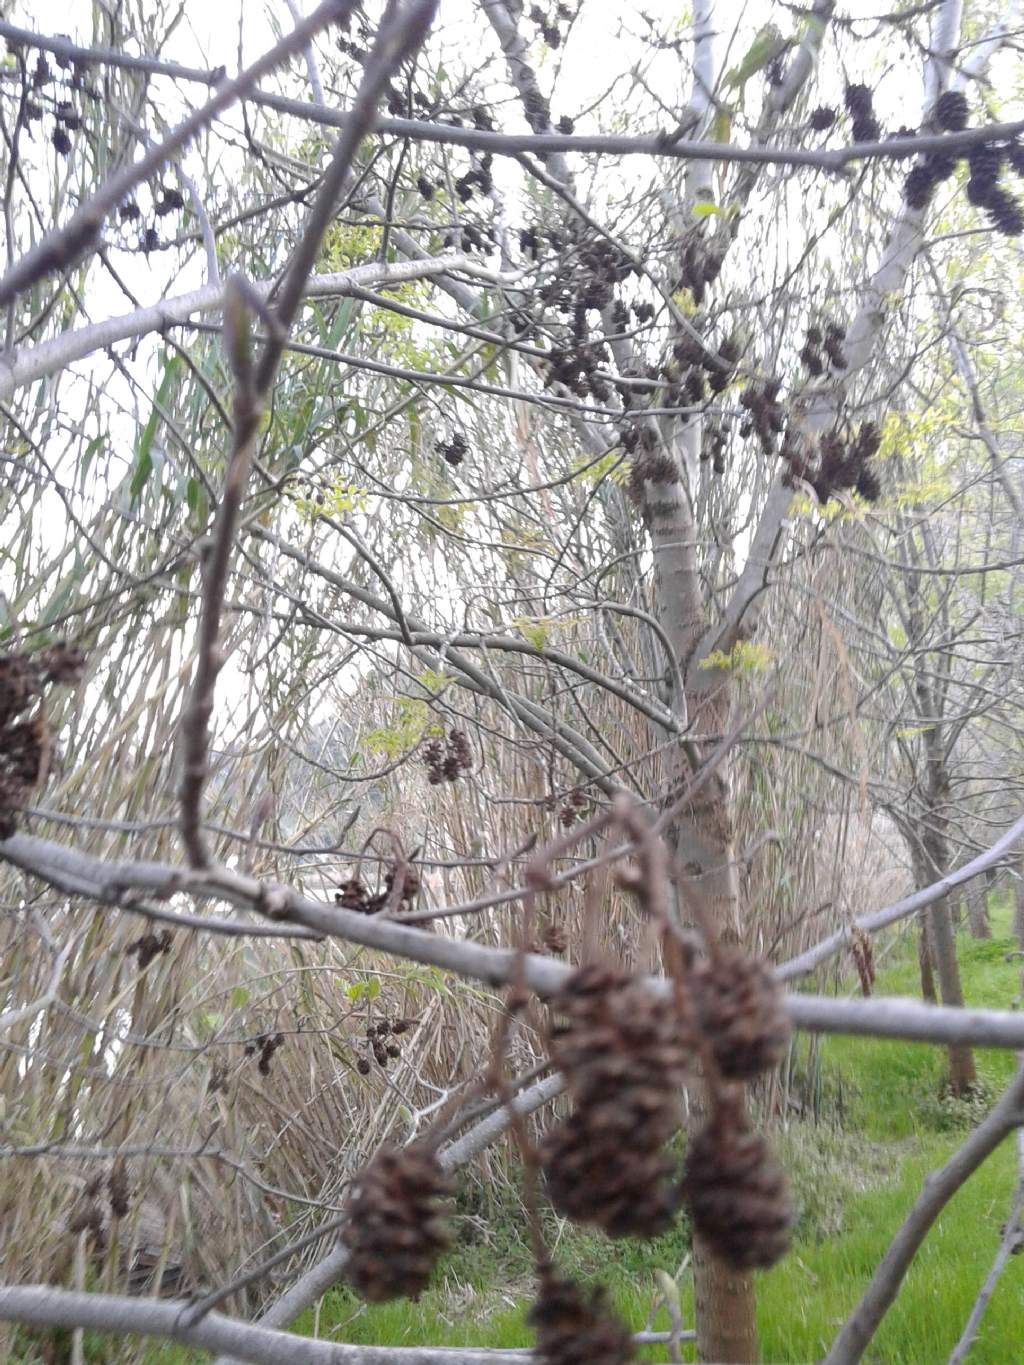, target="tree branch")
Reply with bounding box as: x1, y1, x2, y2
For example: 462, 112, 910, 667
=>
778, 810, 1024, 981
2, 21, 1020, 173
4, 831, 1024, 1050
0, 256, 484, 402
0, 1286, 530, 1365
0, 2, 360, 308
824, 1066, 1024, 1365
